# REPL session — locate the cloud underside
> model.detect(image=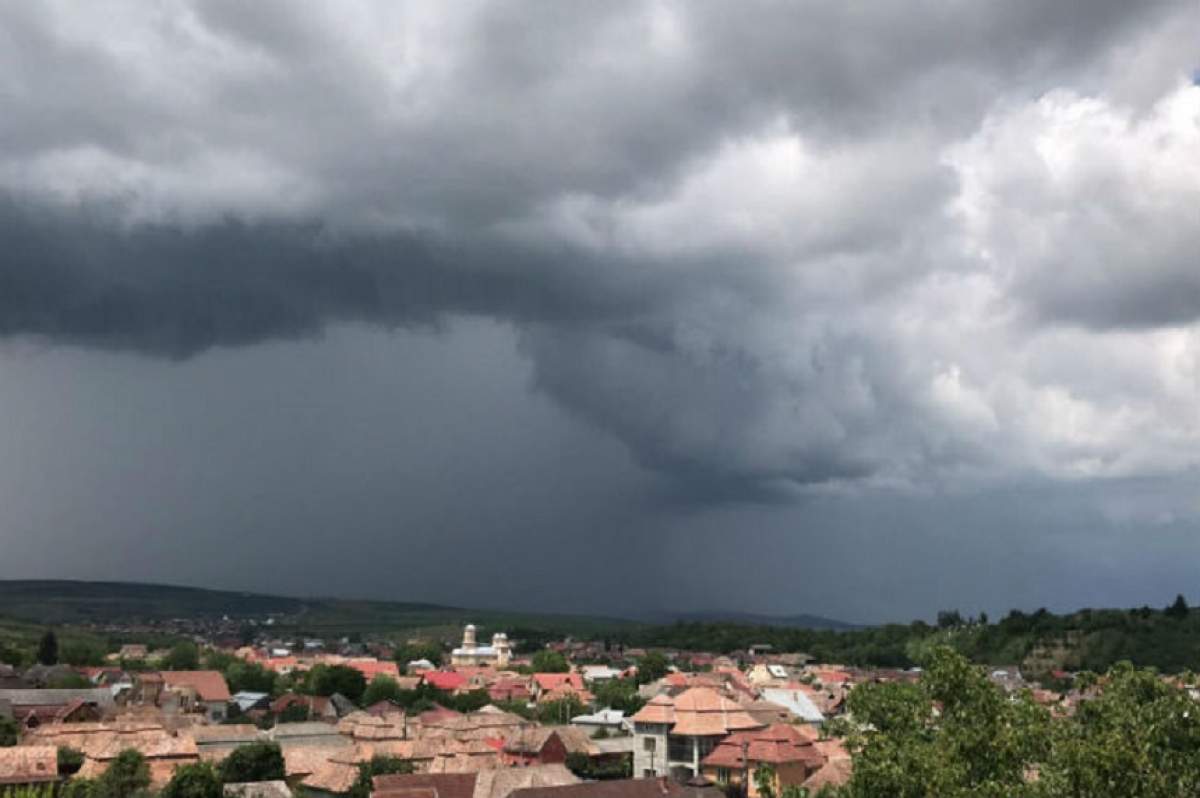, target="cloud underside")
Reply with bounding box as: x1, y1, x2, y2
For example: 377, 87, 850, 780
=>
2, 0, 1200, 497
